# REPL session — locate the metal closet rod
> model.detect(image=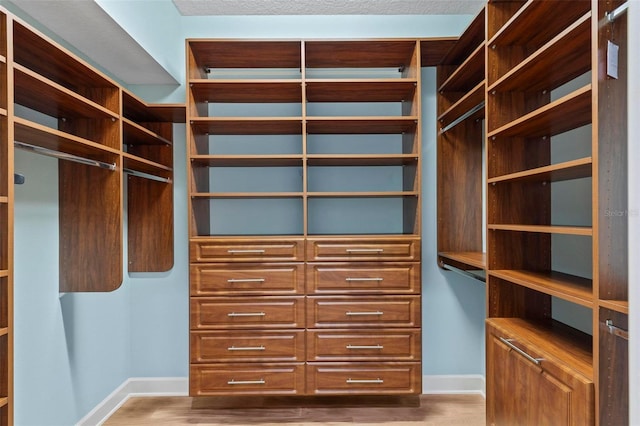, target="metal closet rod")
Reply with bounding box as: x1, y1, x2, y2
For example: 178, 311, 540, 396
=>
14, 141, 116, 171
124, 168, 171, 184
439, 101, 485, 135
441, 262, 486, 283
606, 2, 628, 23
